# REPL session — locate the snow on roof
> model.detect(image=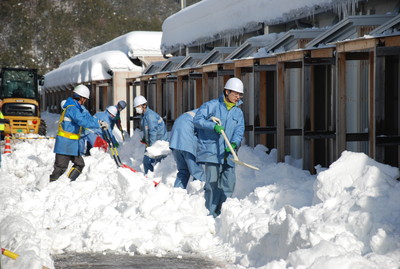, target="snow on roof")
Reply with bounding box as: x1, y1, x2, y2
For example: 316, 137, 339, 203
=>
161, 0, 362, 54
61, 31, 163, 67
44, 50, 142, 89
44, 31, 162, 90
